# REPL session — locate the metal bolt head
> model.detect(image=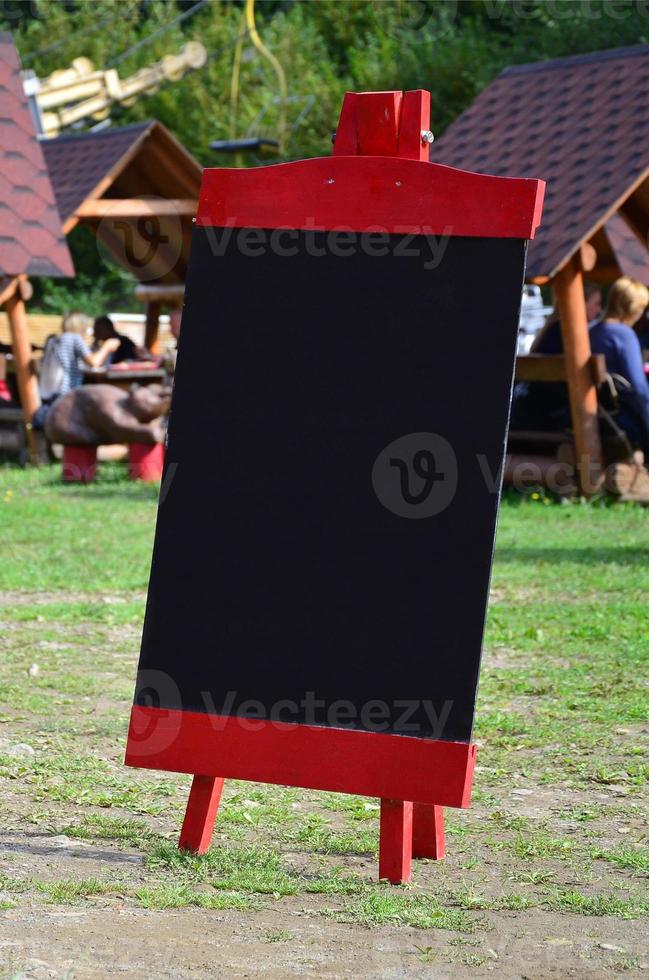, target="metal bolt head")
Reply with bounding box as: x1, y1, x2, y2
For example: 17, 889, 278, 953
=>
421, 130, 435, 145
